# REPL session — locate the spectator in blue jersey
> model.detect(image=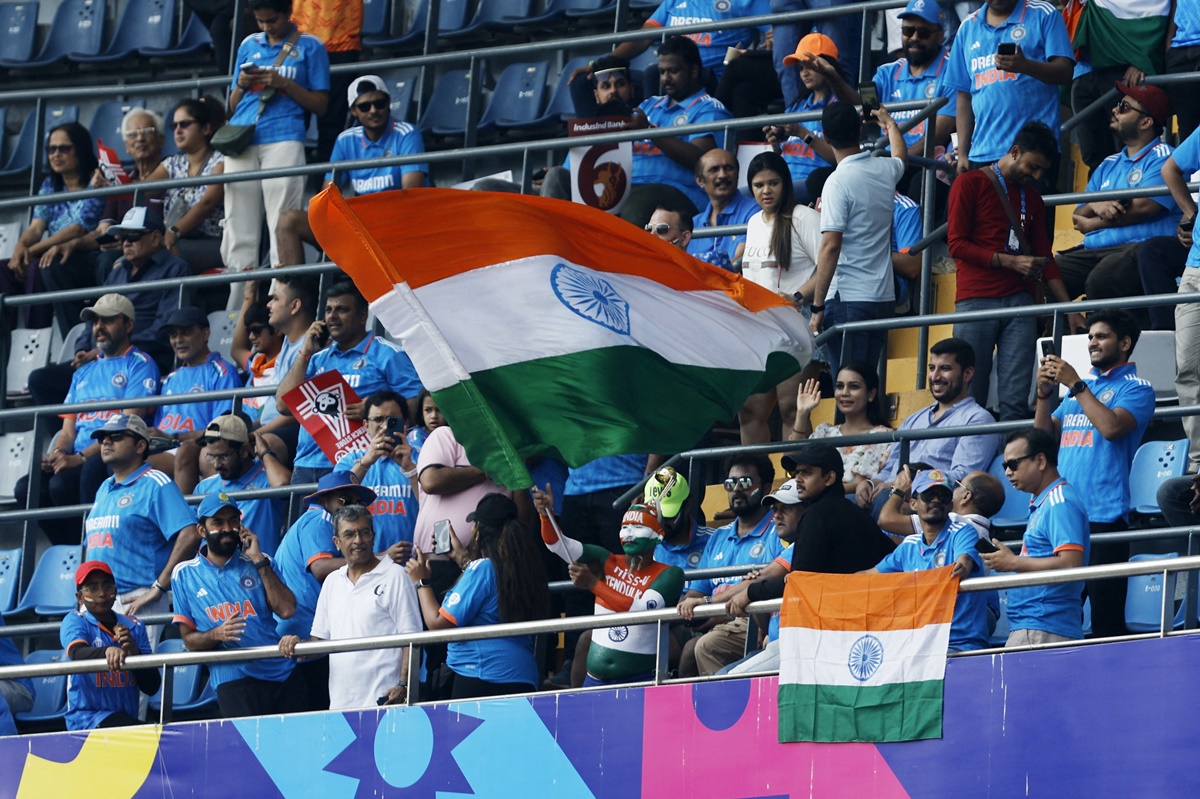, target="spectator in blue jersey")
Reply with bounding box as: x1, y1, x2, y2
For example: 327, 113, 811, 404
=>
982, 428, 1090, 645
195, 413, 291, 557
15, 293, 161, 545
1165, 0, 1200, 140
223, 0, 330, 271
0, 614, 34, 730
61, 561, 161, 730
150, 306, 242, 492
405, 493, 550, 699
765, 34, 857, 202
274, 74, 428, 268
1056, 84, 1181, 309
863, 469, 989, 652
275, 279, 423, 506
1164, 122, 1200, 472
272, 471, 376, 710
171, 492, 303, 718
232, 294, 283, 426
83, 414, 200, 640
676, 454, 784, 677
1034, 310, 1154, 638
688, 148, 759, 265
619, 36, 735, 226
337, 390, 419, 553
772, 0, 863, 108
253, 274, 318, 462
947, 0, 1074, 183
